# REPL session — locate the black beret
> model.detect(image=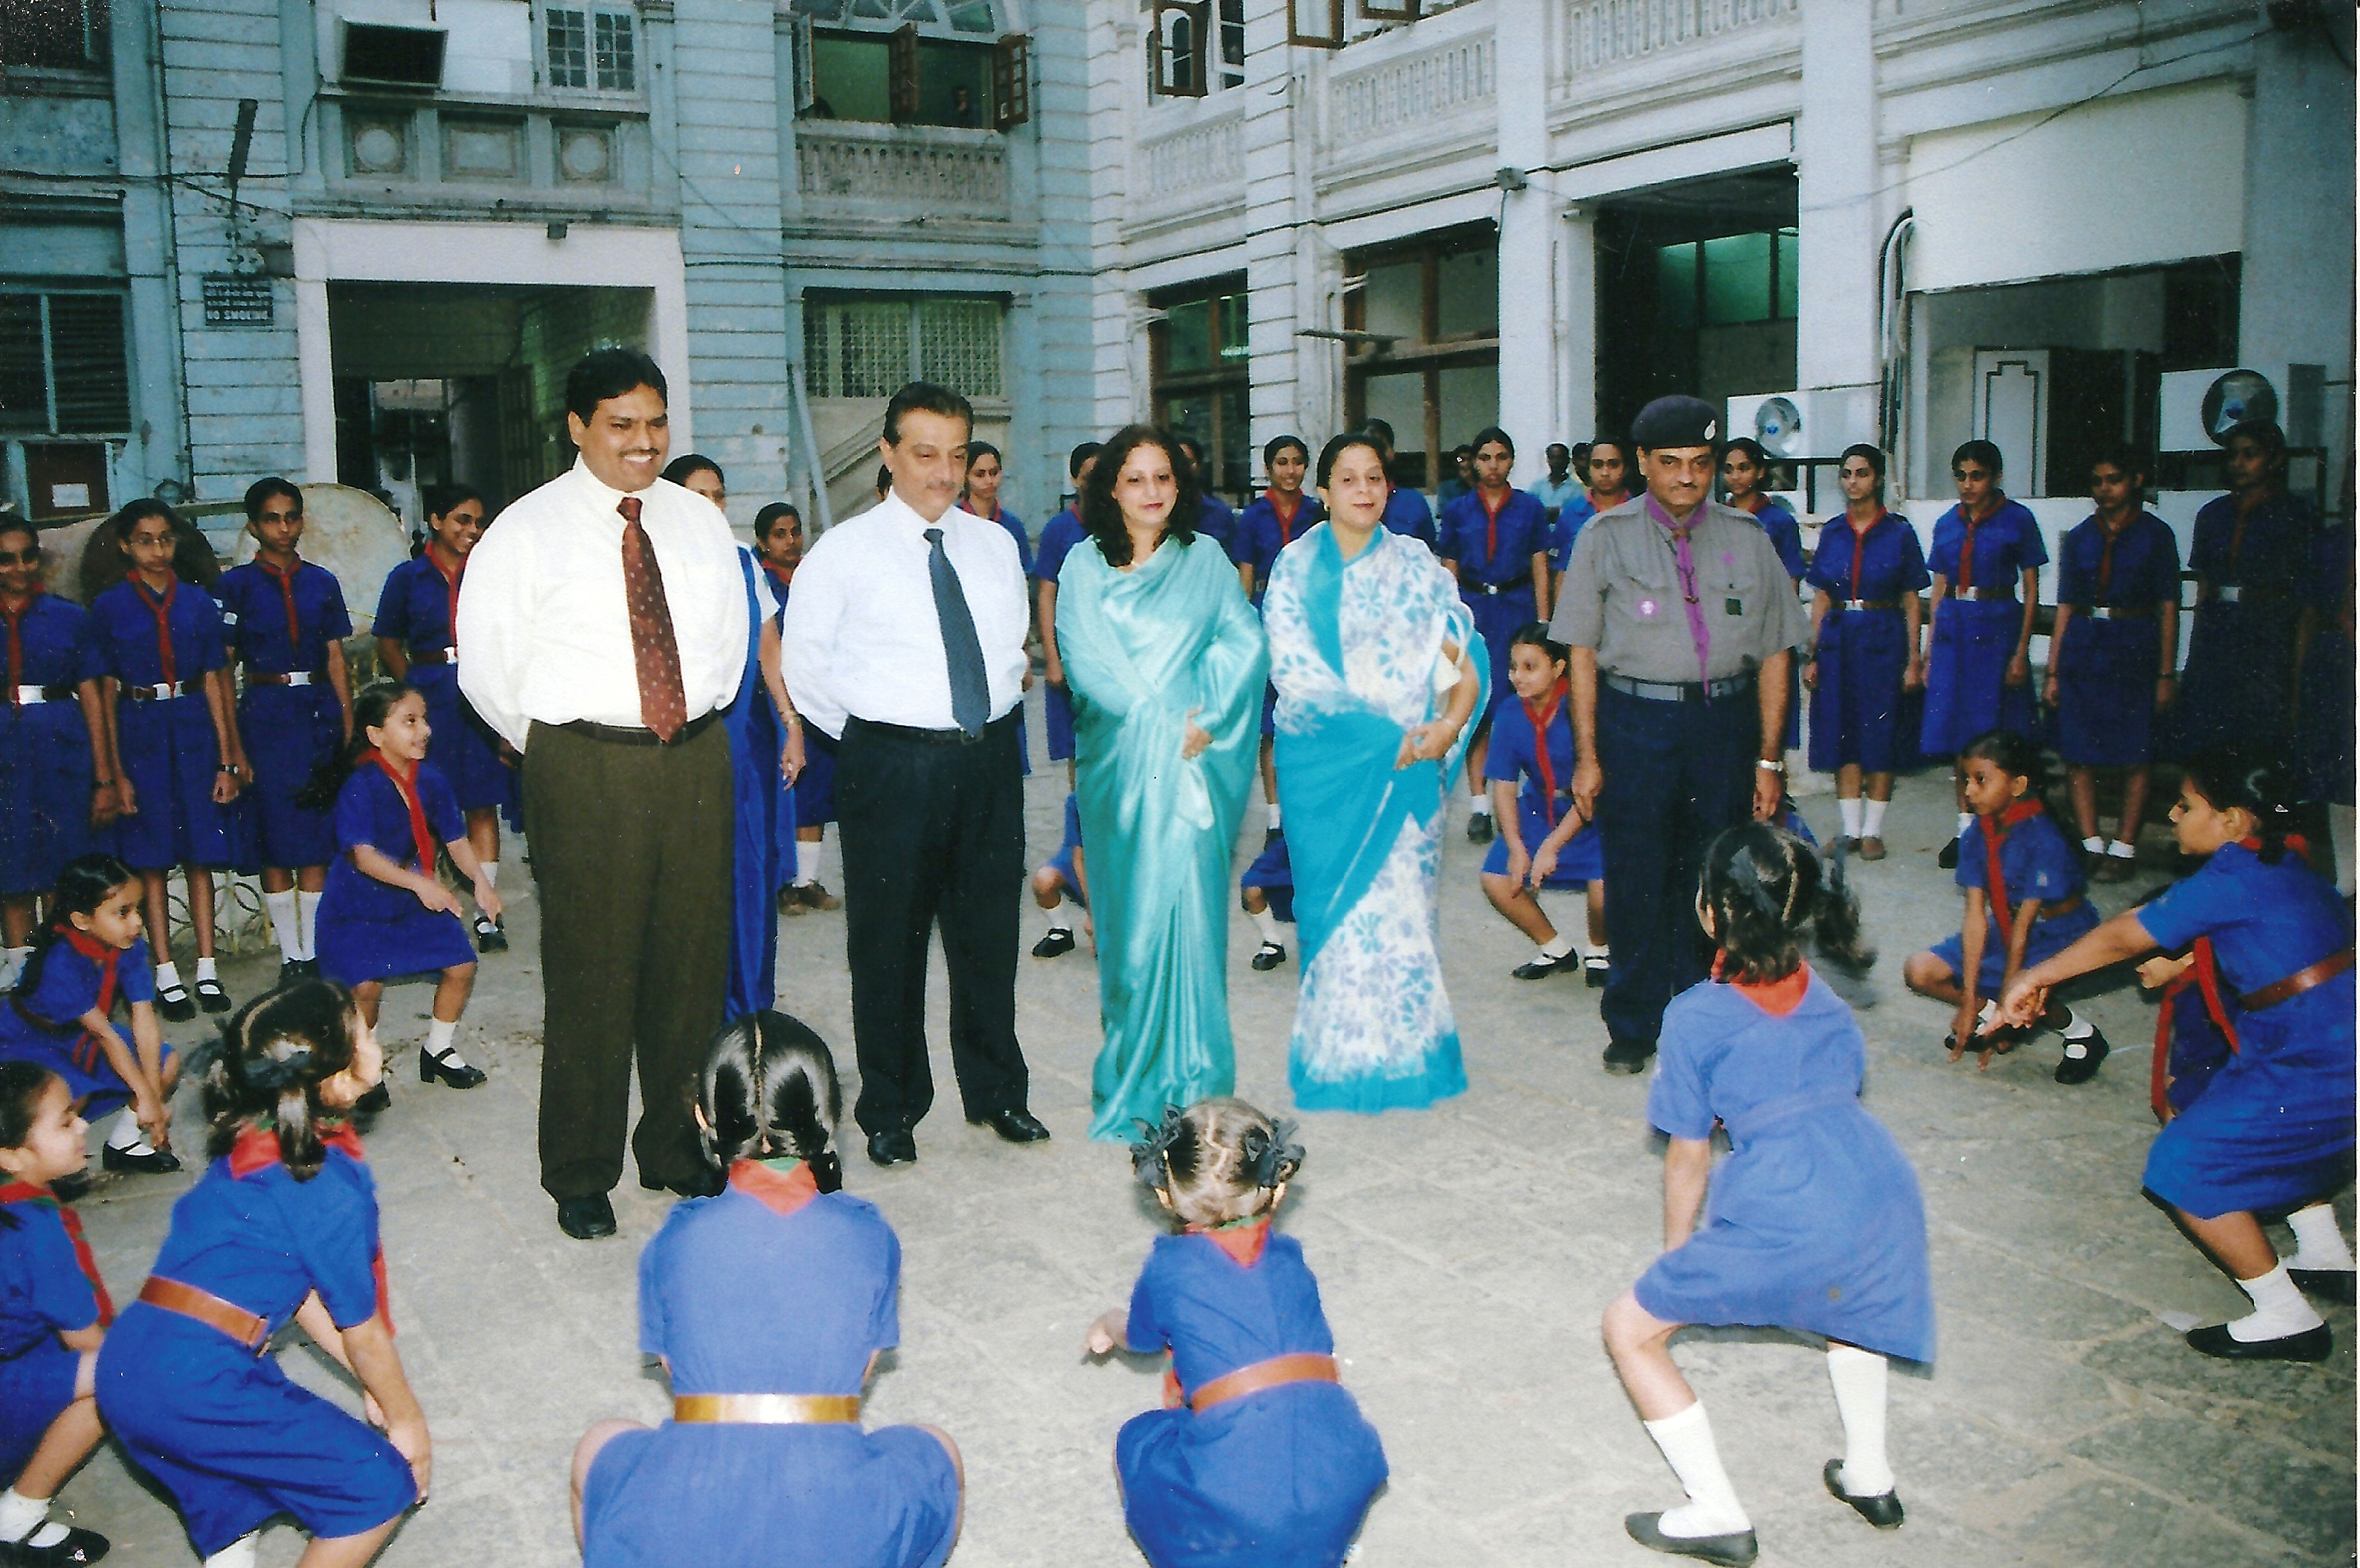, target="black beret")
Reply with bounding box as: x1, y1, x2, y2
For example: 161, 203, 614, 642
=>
1629, 396, 1720, 451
